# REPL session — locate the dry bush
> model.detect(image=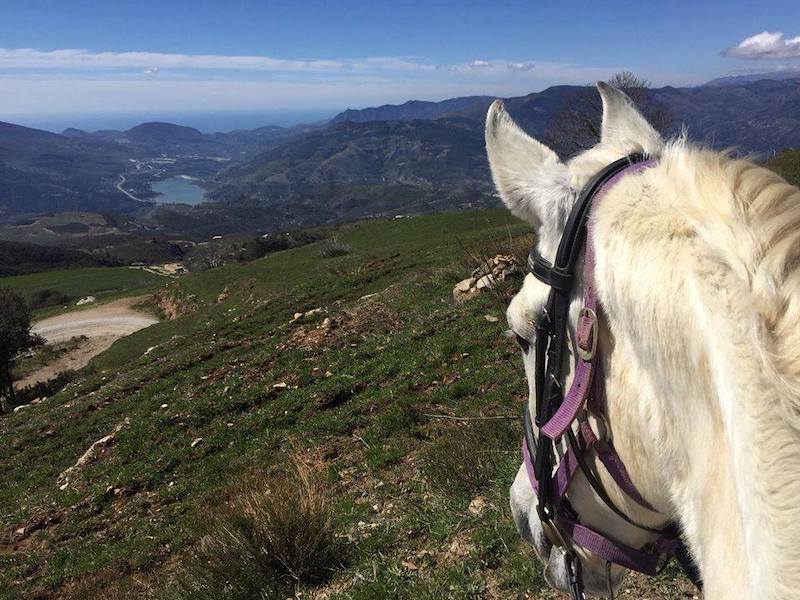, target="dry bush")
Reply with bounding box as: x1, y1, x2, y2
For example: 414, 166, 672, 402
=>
317, 236, 352, 258
168, 455, 342, 600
